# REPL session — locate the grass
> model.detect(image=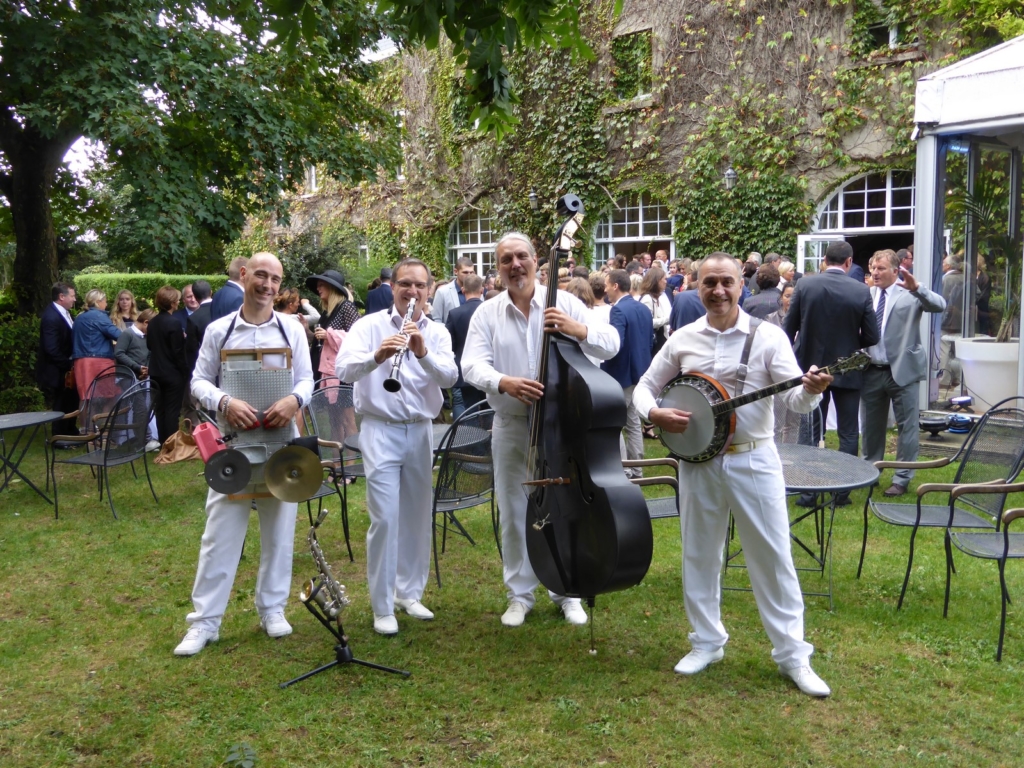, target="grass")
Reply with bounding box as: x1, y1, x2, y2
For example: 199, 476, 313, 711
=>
1, 432, 1024, 767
